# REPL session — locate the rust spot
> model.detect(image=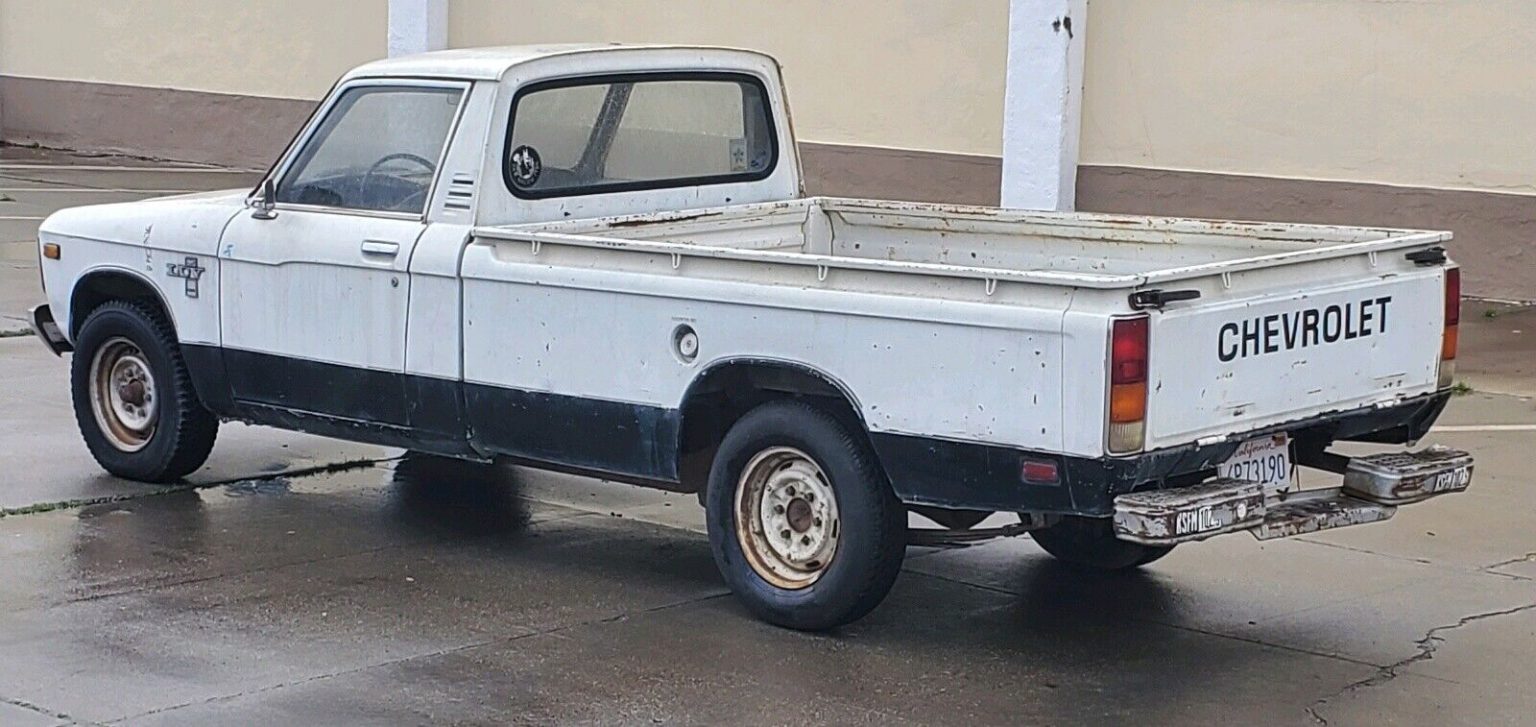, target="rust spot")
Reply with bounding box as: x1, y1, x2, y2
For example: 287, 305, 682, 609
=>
607, 210, 723, 228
